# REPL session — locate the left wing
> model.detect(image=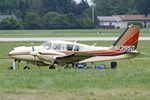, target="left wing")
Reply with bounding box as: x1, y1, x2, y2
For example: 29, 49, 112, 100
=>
32, 50, 93, 64
55, 52, 94, 63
